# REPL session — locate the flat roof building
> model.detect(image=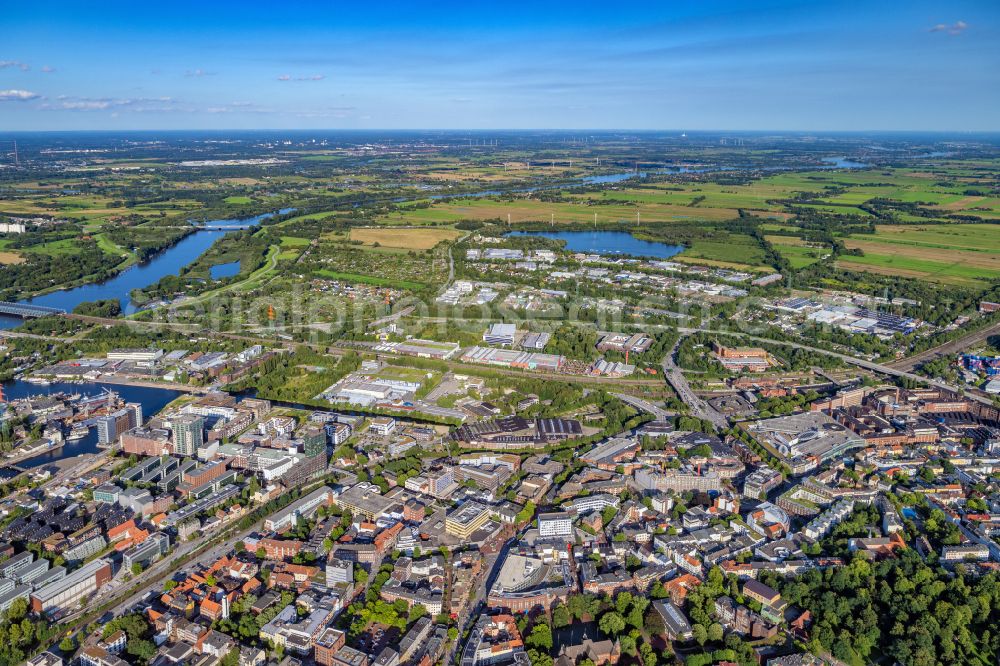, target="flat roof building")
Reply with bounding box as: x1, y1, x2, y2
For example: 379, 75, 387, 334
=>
445, 501, 491, 539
